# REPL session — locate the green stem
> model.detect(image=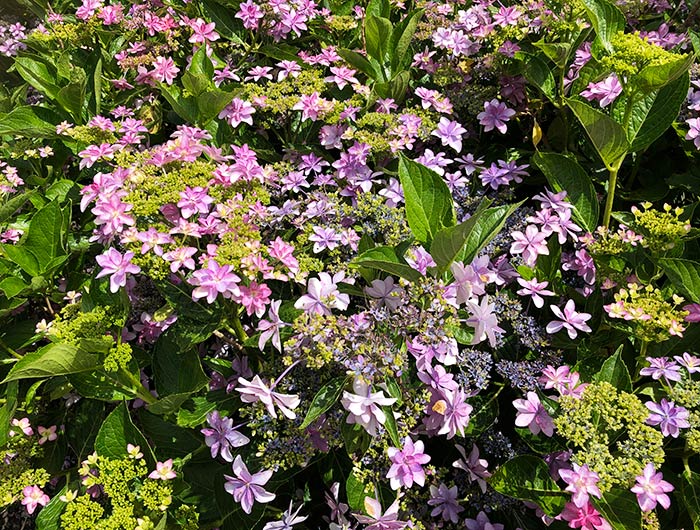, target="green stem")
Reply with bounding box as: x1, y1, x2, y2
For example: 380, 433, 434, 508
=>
0, 338, 22, 360
118, 367, 156, 405
602, 164, 620, 229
